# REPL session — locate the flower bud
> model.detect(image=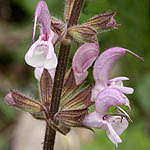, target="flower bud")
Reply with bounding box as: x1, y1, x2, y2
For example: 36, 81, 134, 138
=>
82, 12, 118, 33
5, 90, 43, 113
68, 25, 97, 43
